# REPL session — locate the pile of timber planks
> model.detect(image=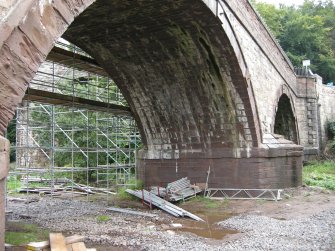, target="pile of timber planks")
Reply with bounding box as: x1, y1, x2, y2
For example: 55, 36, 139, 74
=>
27, 233, 96, 251
18, 176, 116, 196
